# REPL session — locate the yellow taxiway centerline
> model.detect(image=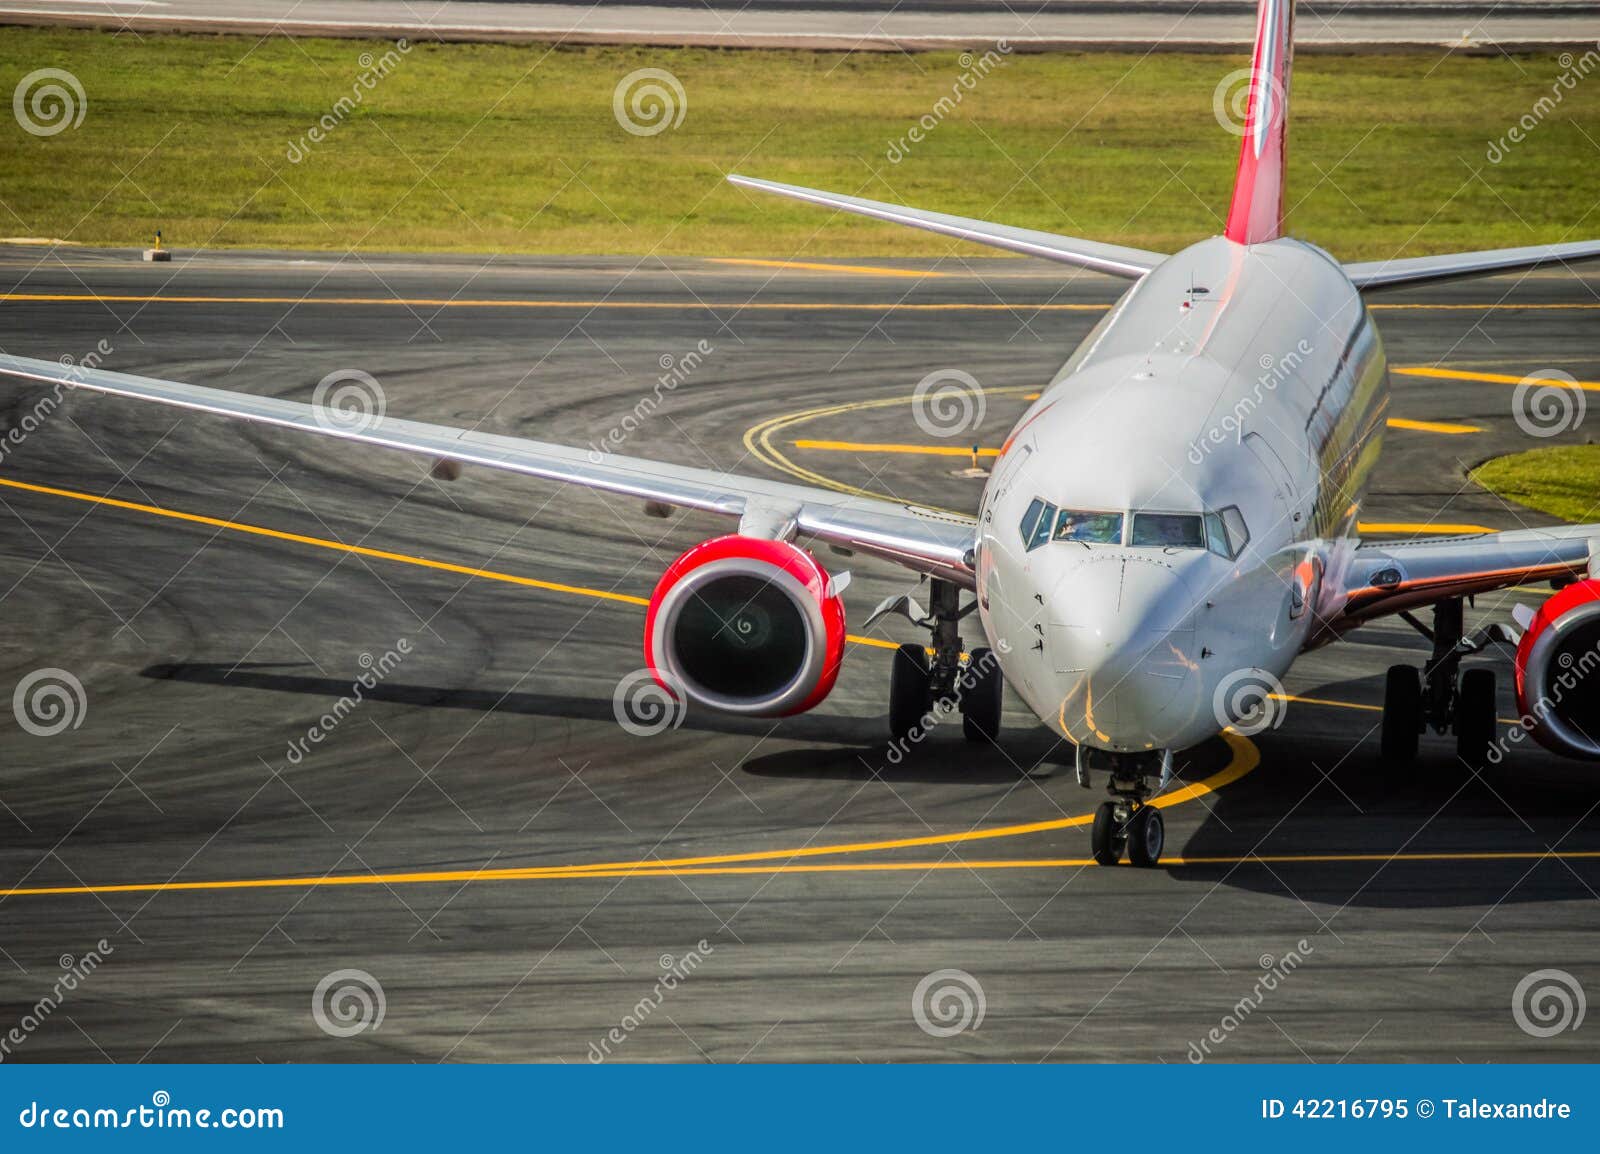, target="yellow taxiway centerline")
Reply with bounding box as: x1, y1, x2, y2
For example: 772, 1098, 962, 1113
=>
0, 476, 906, 651
0, 733, 1260, 898
1393, 366, 1600, 392
6, 293, 1600, 313
707, 258, 948, 279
